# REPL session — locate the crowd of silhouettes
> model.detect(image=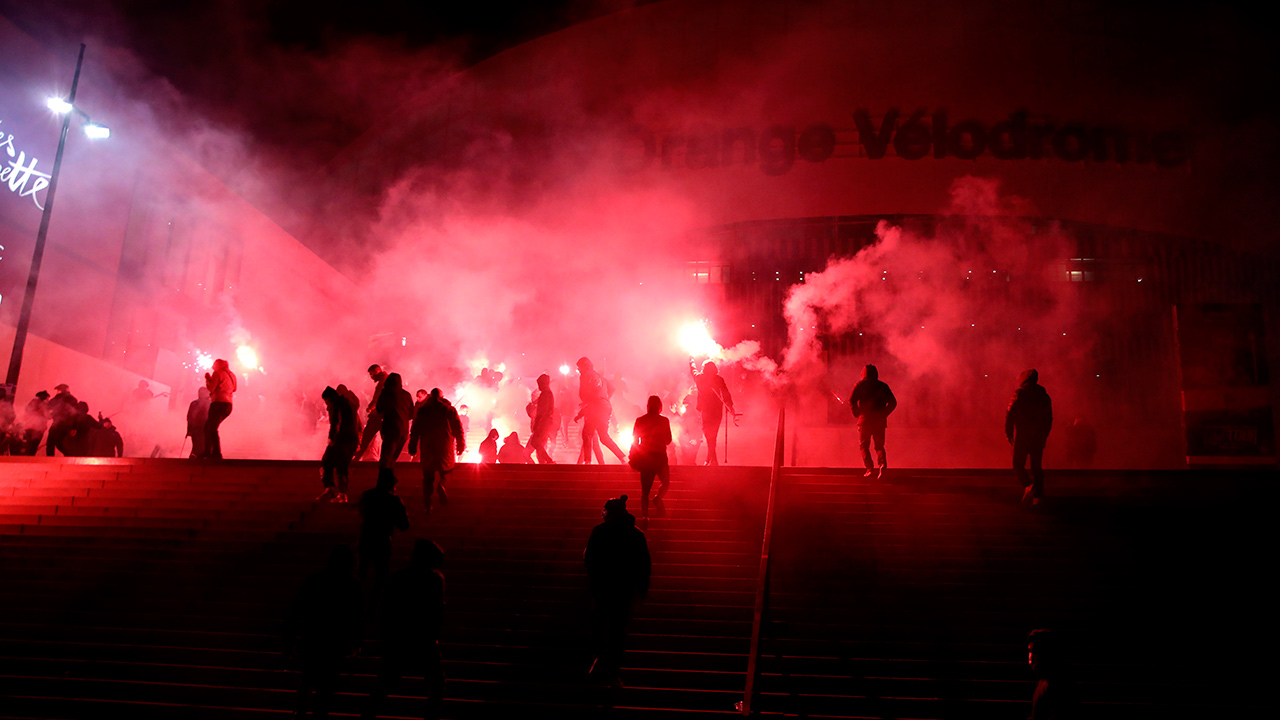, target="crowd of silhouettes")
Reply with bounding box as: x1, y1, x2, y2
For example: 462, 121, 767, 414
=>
1, 383, 123, 458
